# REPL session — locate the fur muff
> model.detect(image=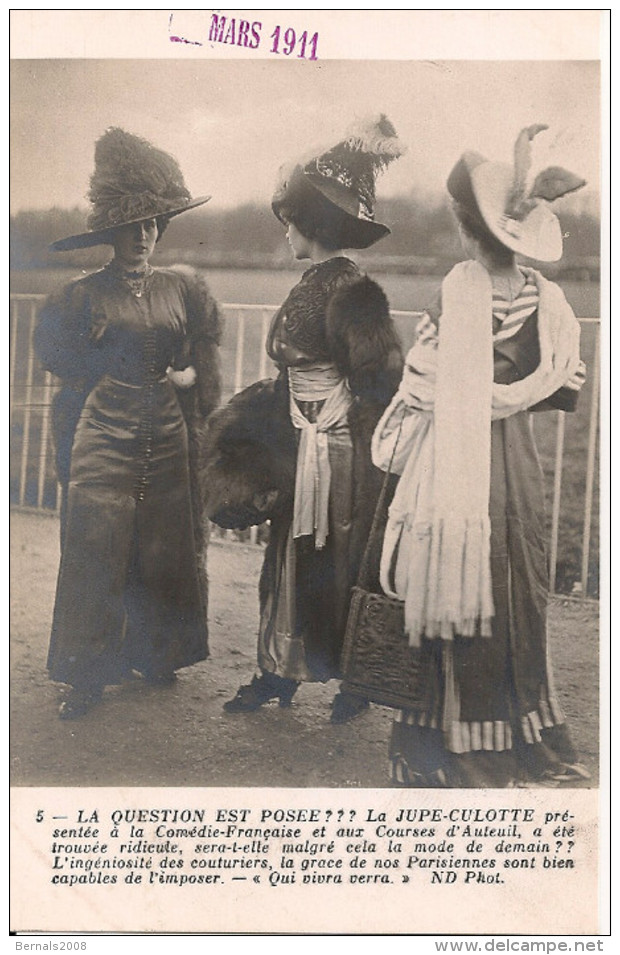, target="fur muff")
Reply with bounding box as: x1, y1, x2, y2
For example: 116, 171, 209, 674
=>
327, 275, 404, 404
202, 378, 297, 530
